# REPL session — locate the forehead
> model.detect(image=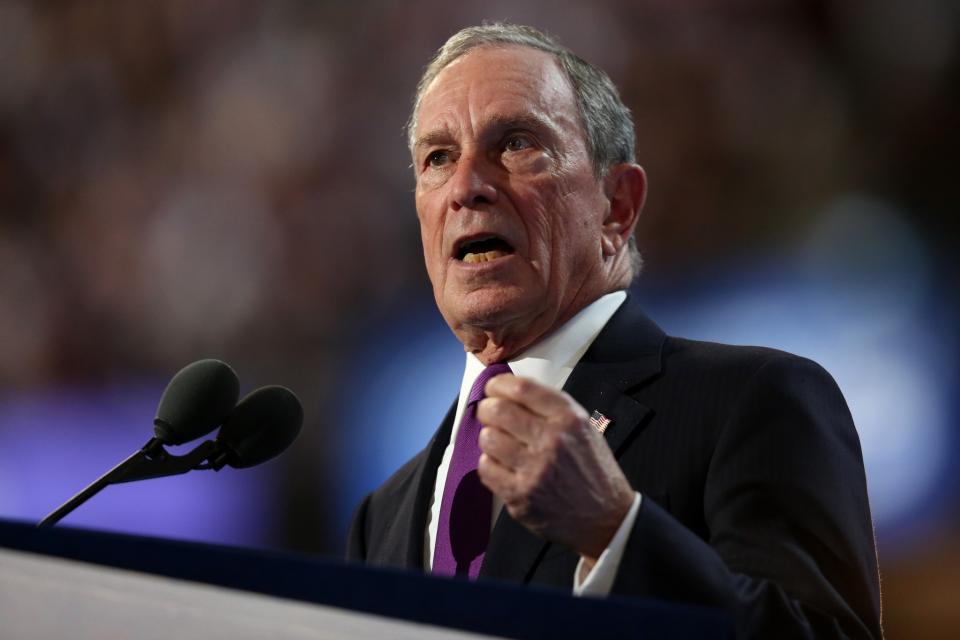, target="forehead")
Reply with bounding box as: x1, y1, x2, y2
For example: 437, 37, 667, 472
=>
415, 45, 581, 142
